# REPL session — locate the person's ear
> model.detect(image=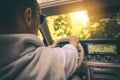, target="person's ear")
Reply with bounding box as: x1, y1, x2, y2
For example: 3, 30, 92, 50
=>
24, 8, 32, 27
